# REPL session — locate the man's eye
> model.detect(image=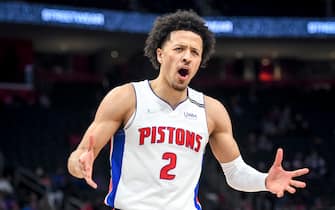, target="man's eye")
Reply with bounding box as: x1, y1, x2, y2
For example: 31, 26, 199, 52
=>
192, 51, 199, 56
174, 48, 182, 51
